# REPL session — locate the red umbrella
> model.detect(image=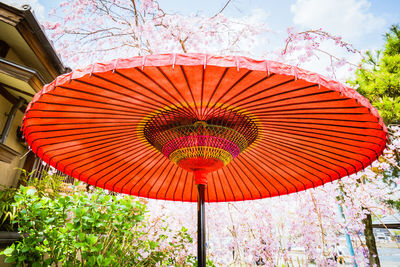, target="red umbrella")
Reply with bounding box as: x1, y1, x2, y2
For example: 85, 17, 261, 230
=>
22, 53, 387, 266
